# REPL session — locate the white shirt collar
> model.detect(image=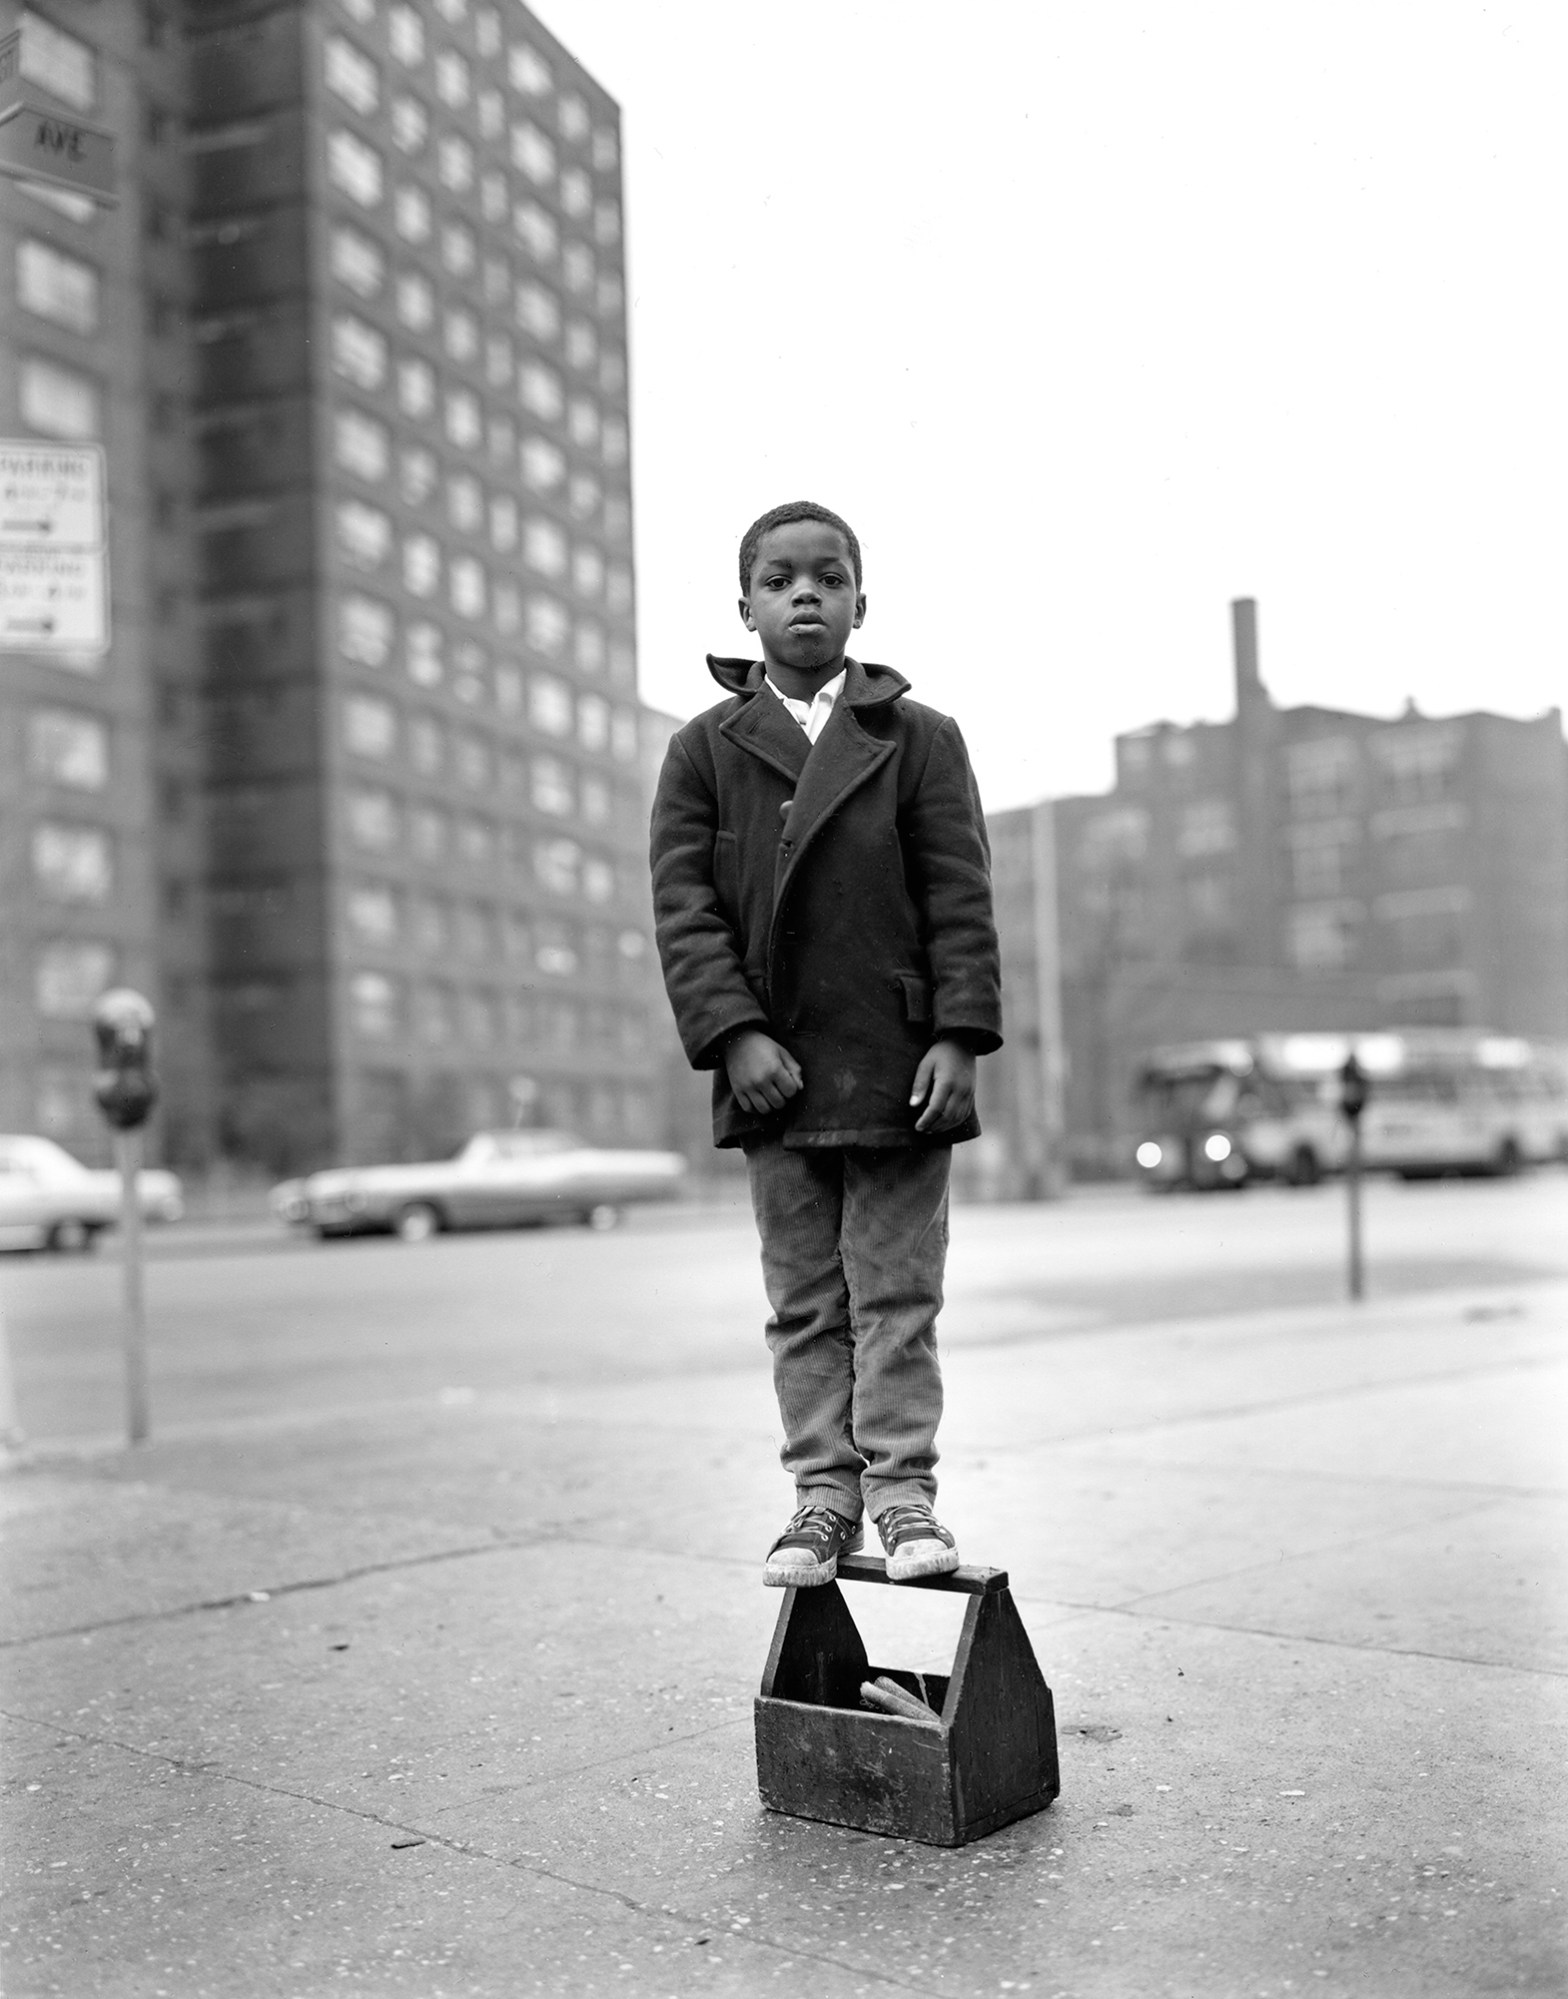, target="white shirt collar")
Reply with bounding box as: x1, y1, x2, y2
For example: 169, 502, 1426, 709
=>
764, 667, 847, 744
